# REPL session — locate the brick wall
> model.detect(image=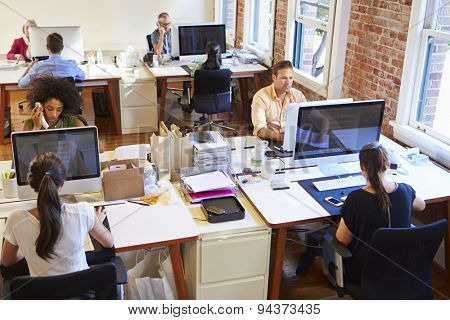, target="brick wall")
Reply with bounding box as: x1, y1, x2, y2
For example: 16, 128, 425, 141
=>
236, 0, 246, 47
342, 0, 412, 135
233, 0, 417, 136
